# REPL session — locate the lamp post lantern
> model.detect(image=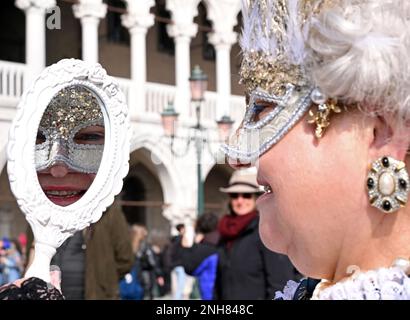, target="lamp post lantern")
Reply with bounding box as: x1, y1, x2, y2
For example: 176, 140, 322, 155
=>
160, 101, 179, 138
